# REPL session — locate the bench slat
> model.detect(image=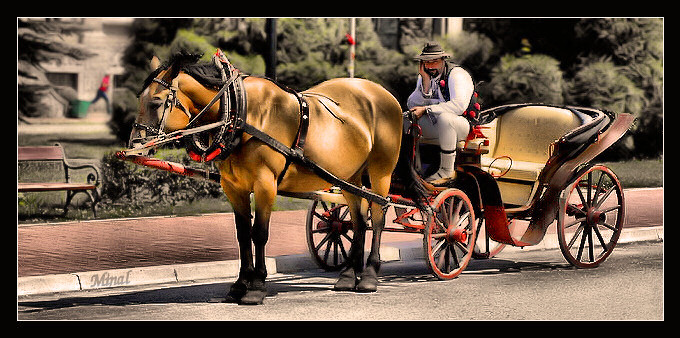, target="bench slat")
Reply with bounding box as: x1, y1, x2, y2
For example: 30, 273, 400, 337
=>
18, 146, 65, 161
18, 182, 96, 192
